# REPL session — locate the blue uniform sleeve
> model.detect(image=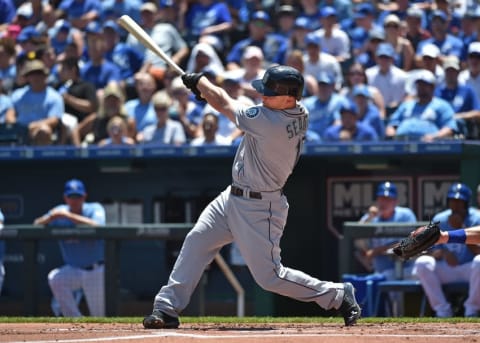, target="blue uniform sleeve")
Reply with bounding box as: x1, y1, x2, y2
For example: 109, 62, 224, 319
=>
436, 99, 457, 131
